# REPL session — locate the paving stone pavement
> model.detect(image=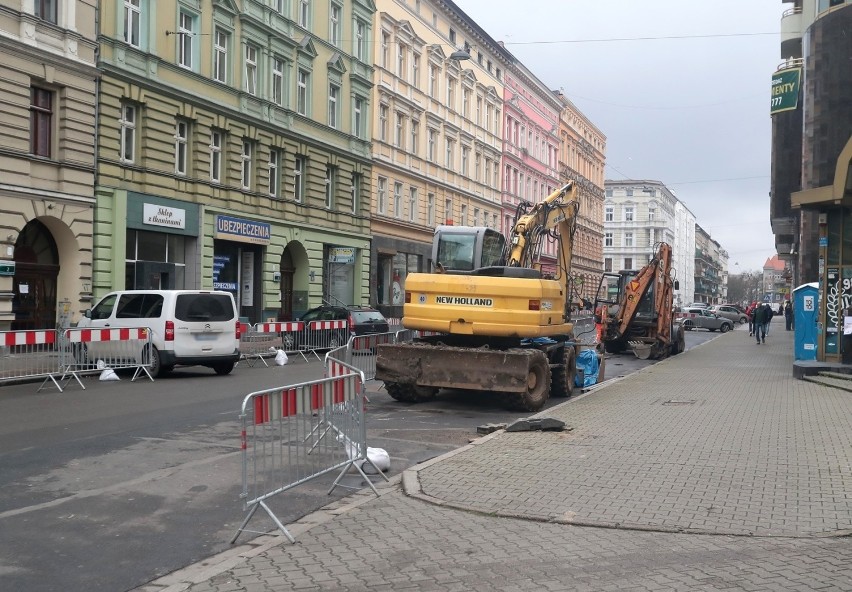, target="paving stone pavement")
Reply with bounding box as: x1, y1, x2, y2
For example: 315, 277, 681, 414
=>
139, 326, 852, 591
